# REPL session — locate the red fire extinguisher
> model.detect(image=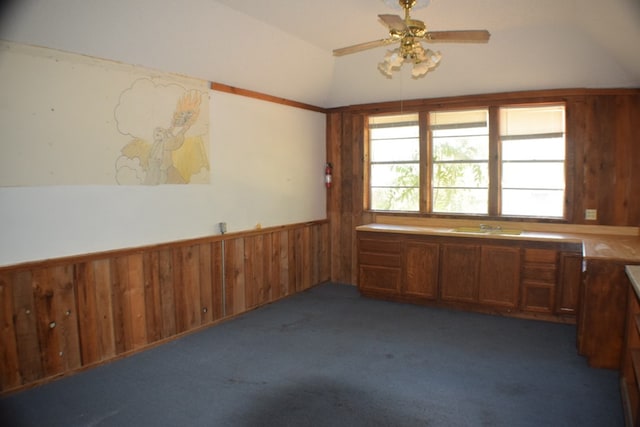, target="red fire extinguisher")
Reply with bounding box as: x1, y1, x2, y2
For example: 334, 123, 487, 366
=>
325, 162, 333, 189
